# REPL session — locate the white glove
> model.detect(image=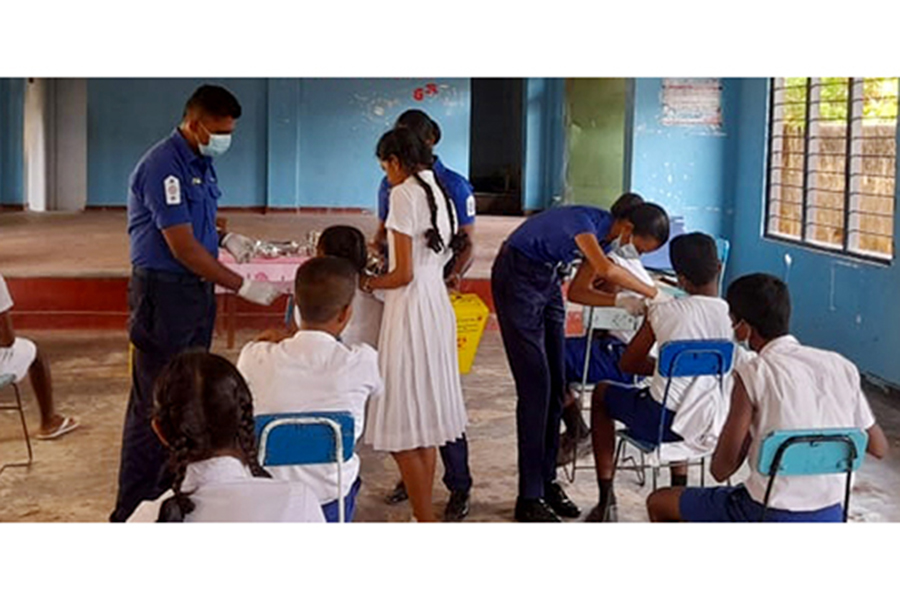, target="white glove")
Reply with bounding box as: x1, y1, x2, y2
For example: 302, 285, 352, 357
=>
649, 289, 675, 305
238, 279, 280, 306
222, 232, 257, 264
614, 293, 647, 317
